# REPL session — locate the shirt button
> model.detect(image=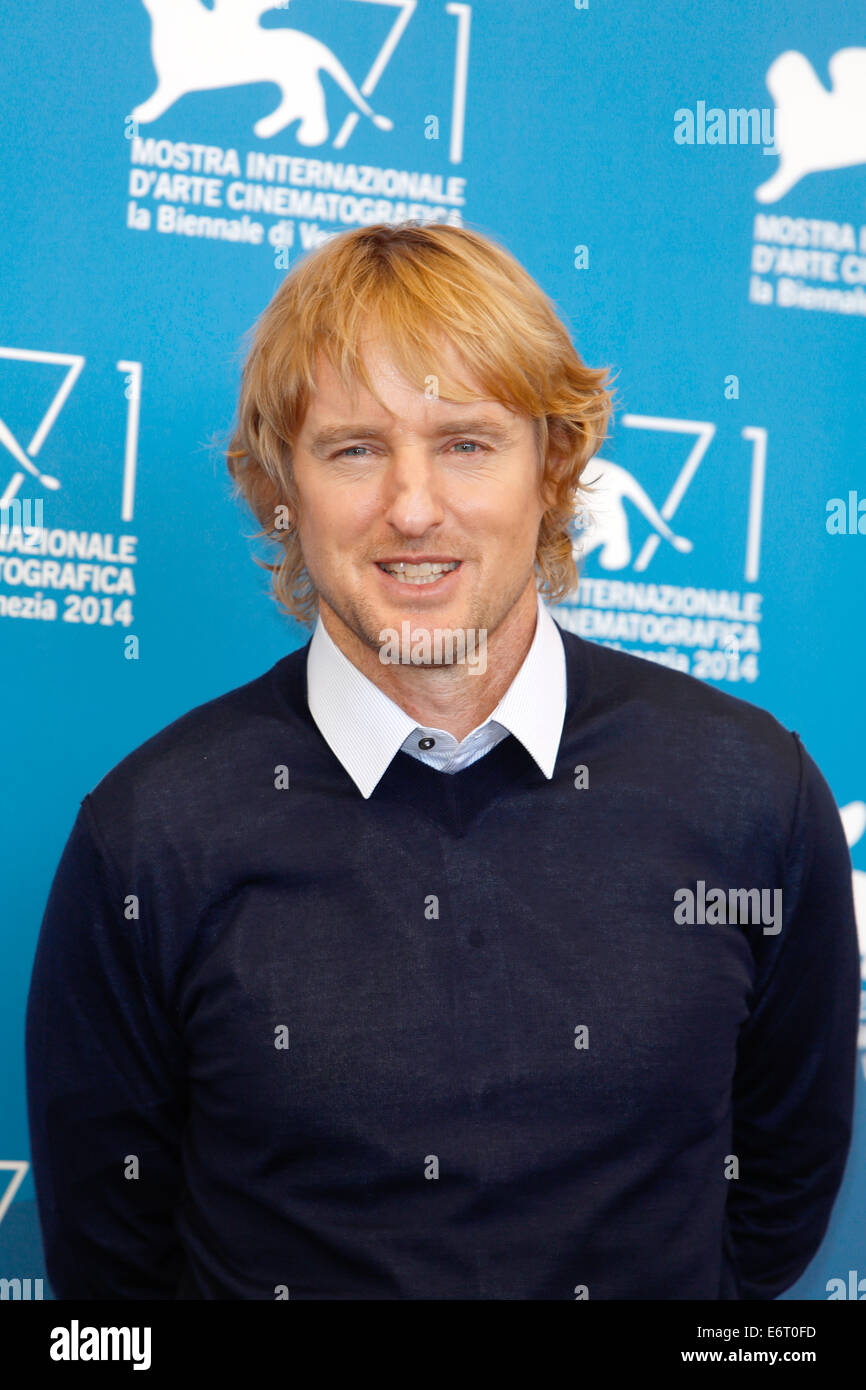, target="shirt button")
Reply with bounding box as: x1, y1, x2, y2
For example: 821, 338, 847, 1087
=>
418, 737, 435, 750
